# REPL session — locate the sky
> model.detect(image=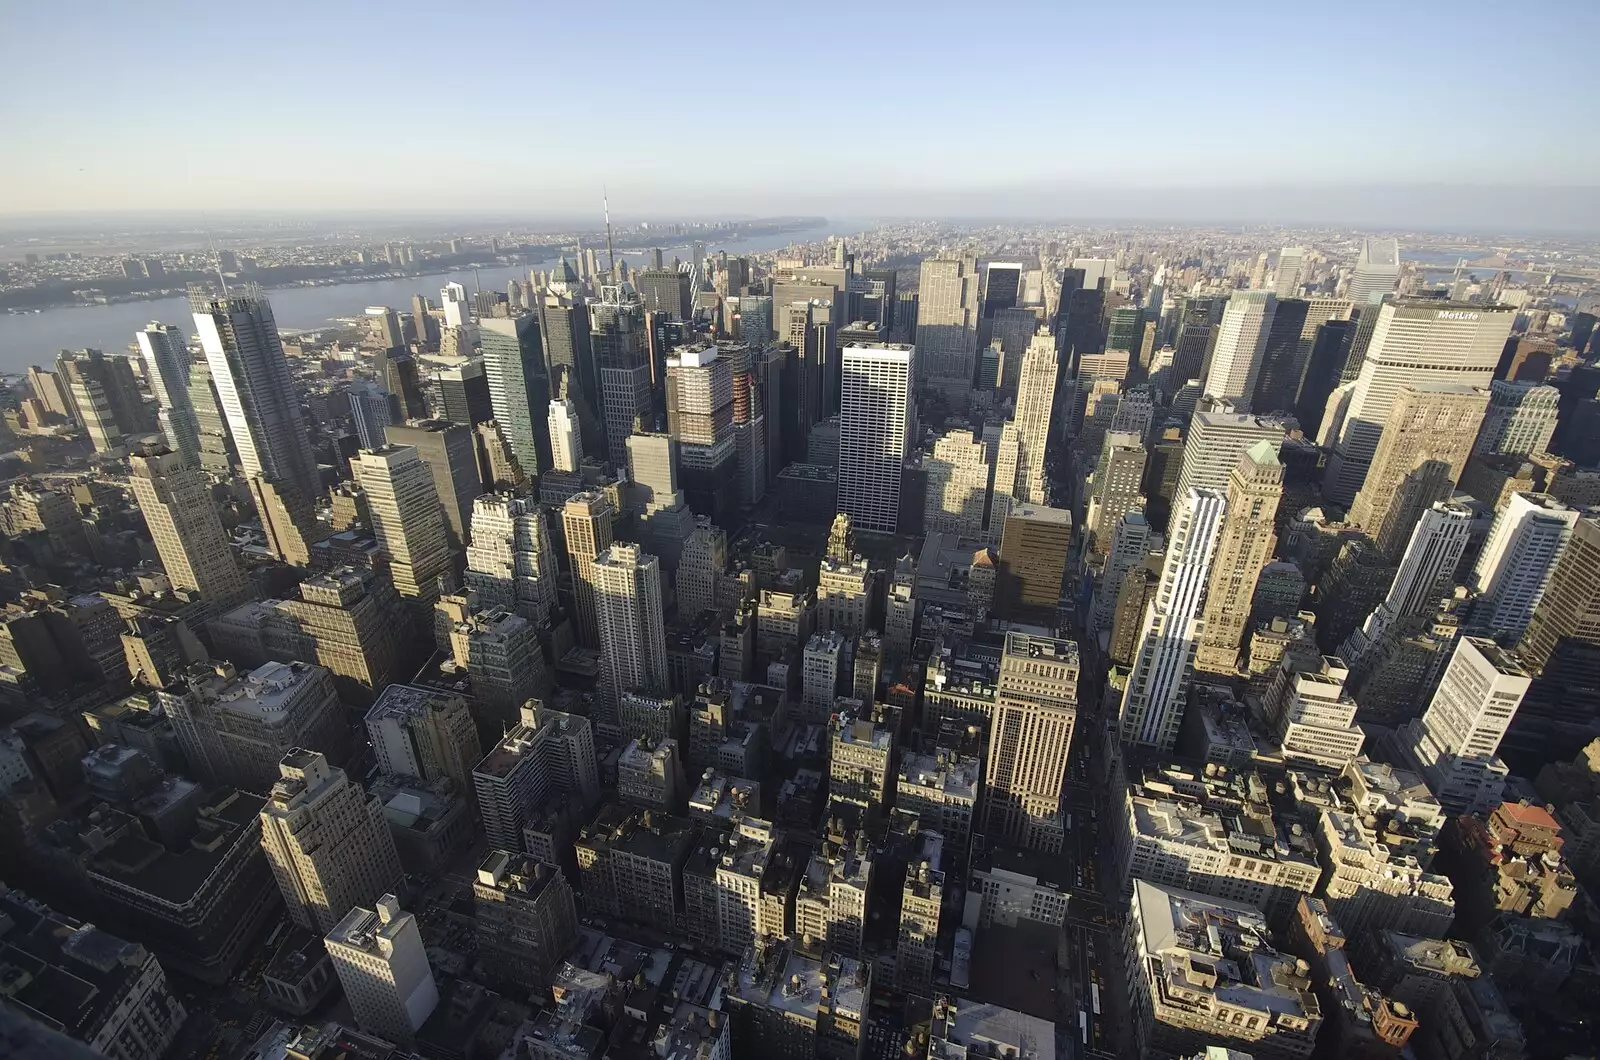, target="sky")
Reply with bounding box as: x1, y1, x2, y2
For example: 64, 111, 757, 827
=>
3, 0, 1599, 229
